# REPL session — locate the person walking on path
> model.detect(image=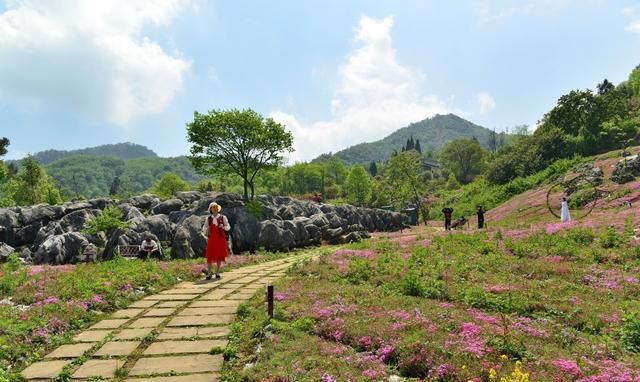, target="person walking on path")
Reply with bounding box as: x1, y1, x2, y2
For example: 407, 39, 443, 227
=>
560, 197, 572, 223
442, 207, 453, 231
202, 202, 230, 280
477, 206, 486, 229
